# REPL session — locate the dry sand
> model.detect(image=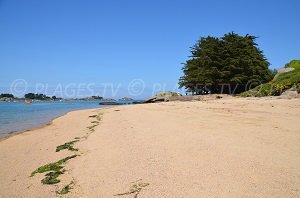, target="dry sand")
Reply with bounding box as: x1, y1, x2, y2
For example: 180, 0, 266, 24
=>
0, 97, 300, 197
